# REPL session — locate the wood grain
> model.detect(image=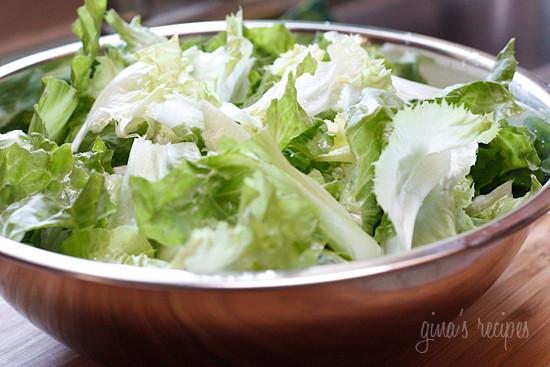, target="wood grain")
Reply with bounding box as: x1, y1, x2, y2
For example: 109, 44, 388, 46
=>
1, 215, 549, 367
